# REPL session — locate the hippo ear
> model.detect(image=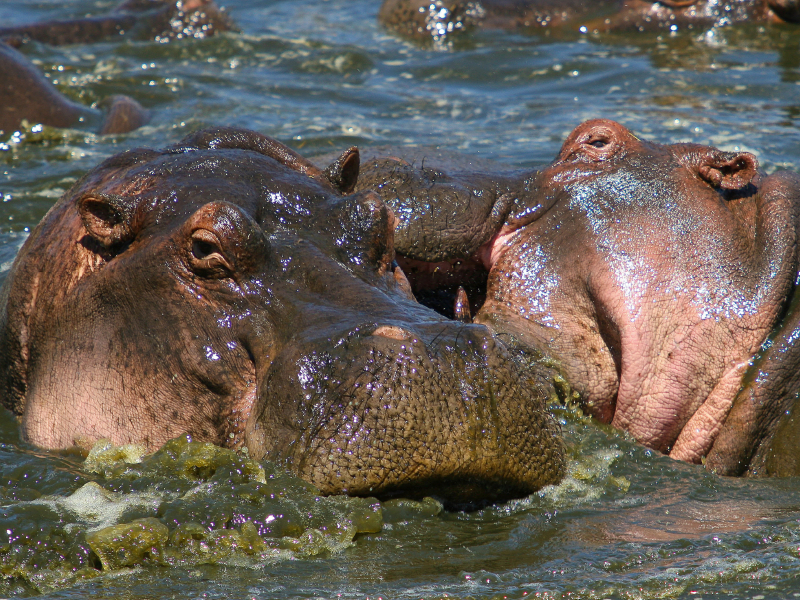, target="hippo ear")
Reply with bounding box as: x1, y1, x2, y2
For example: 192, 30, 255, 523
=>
697, 150, 758, 190
77, 193, 136, 248
323, 147, 360, 194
